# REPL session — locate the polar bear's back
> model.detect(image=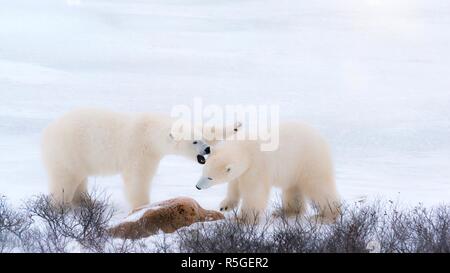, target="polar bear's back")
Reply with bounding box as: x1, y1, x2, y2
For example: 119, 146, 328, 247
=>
266, 122, 334, 189
41, 108, 132, 176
